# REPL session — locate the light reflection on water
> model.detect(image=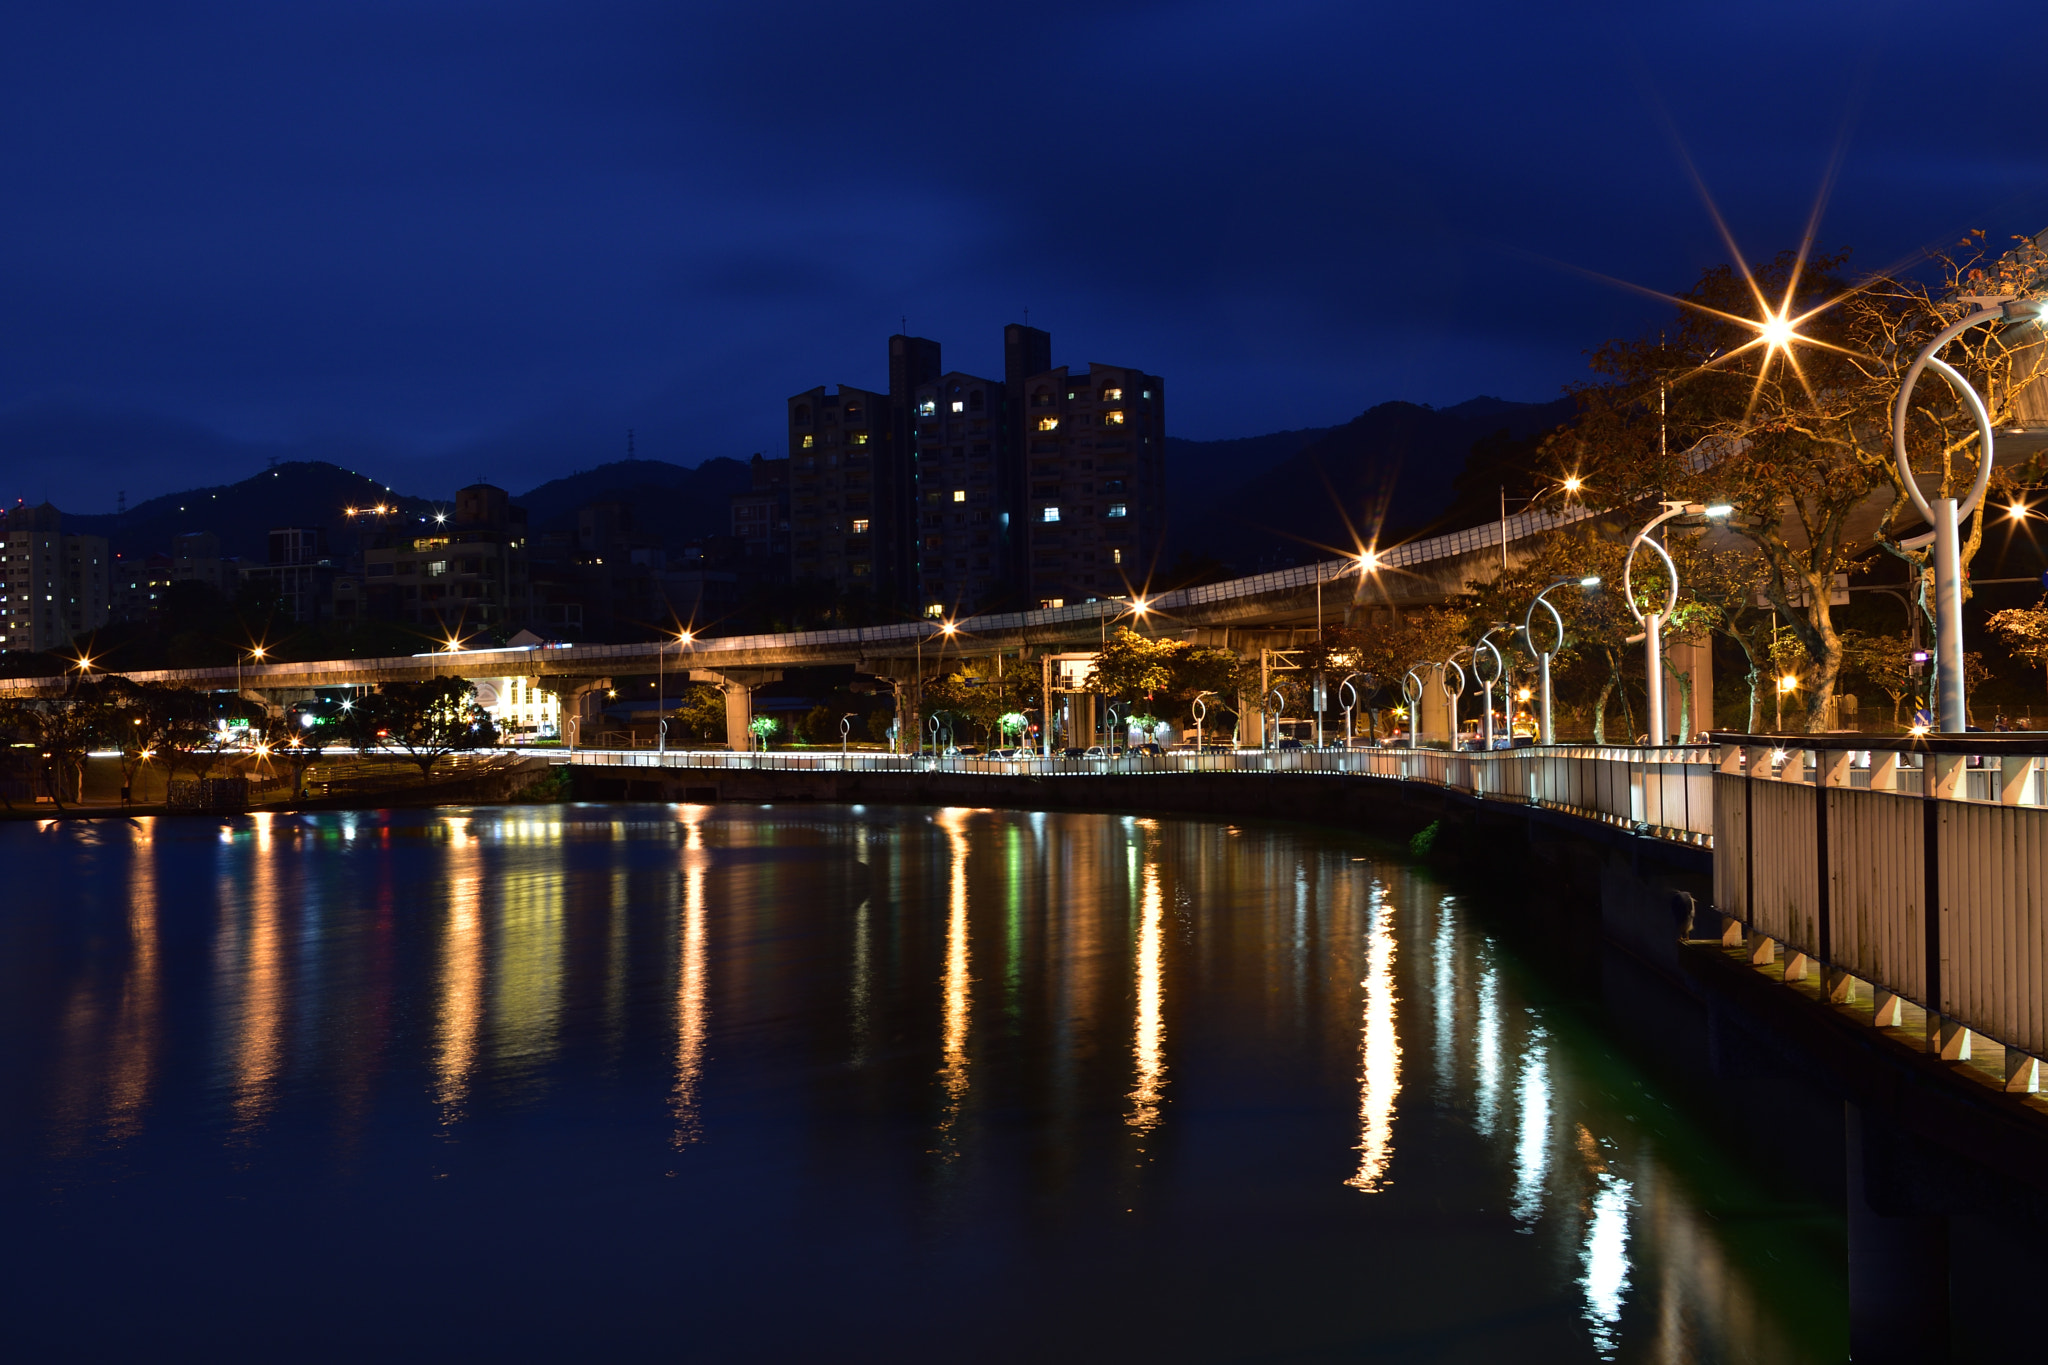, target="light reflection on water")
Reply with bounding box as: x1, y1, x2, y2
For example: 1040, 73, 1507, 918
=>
0, 804, 1841, 1362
